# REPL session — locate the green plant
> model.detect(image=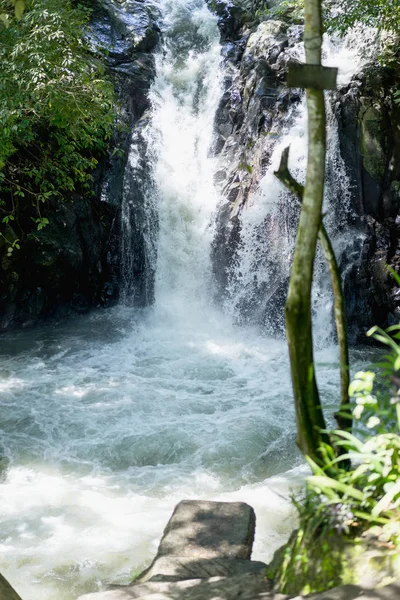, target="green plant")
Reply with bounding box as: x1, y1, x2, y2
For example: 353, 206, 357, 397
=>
263, 0, 400, 34
0, 0, 116, 251
325, 0, 400, 36
267, 0, 304, 22
272, 320, 400, 594
306, 325, 400, 538
269, 487, 356, 595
